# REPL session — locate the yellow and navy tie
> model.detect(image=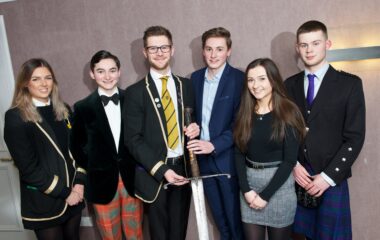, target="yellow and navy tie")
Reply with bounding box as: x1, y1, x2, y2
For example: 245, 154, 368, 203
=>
160, 76, 179, 149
